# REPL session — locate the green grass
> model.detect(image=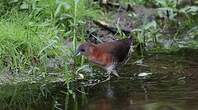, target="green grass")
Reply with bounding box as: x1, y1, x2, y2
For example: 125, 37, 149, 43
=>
0, 11, 60, 72
0, 0, 101, 84
0, 0, 197, 109
0, 0, 197, 83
